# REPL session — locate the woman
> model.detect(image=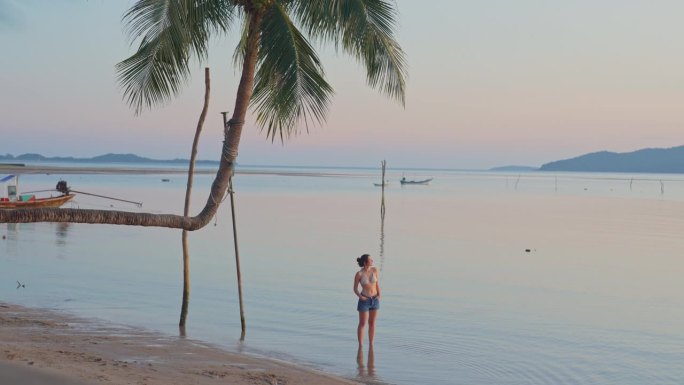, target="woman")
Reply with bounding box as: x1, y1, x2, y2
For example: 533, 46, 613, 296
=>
354, 254, 381, 347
